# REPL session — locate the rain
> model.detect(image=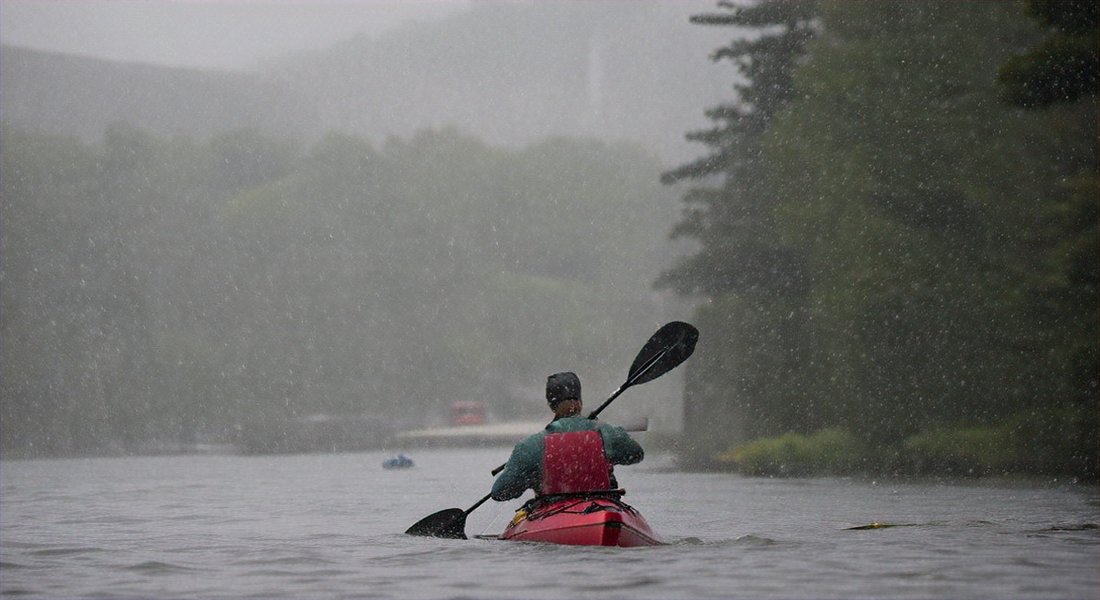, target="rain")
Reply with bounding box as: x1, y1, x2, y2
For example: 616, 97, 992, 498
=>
0, 2, 1096, 599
